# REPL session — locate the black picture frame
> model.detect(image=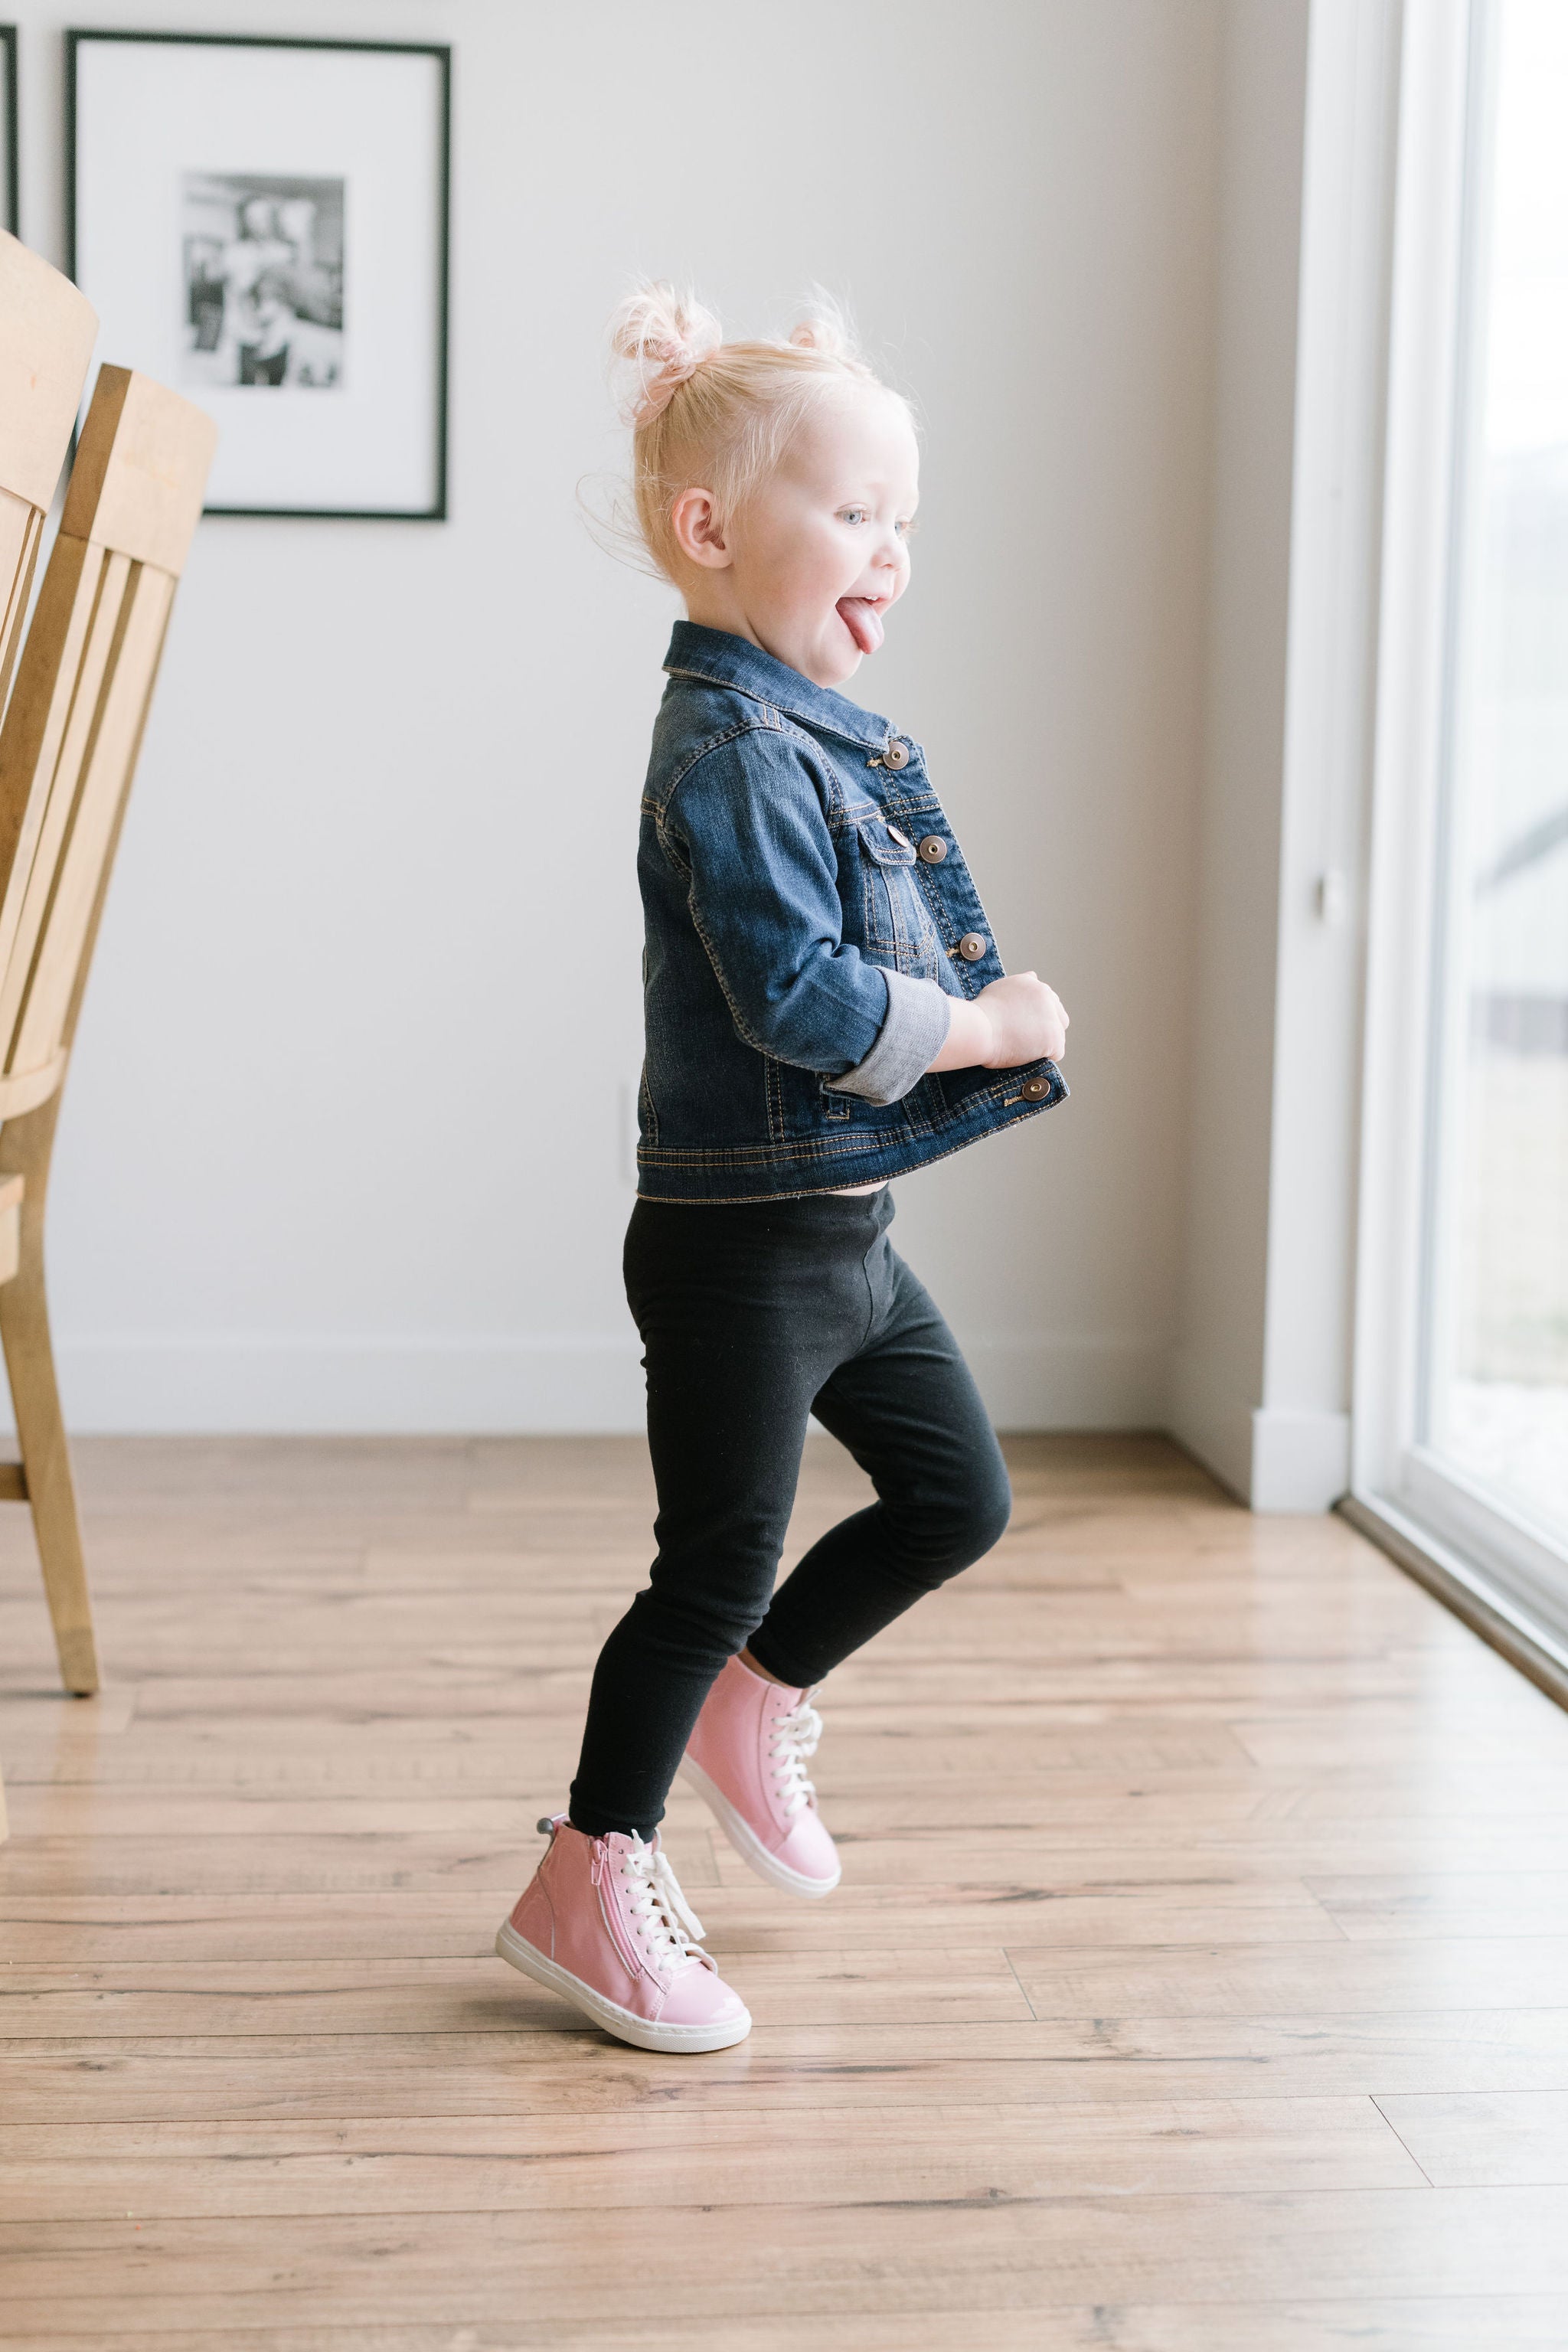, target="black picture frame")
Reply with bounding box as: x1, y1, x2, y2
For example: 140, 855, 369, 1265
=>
2, 27, 18, 237
65, 28, 452, 521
